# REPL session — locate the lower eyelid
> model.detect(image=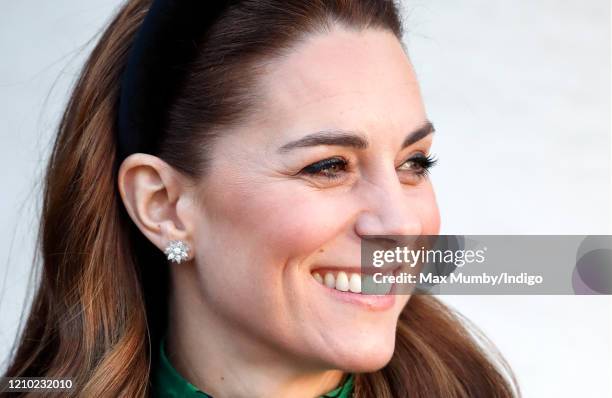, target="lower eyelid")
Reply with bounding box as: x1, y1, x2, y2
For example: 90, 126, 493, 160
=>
299, 155, 435, 181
